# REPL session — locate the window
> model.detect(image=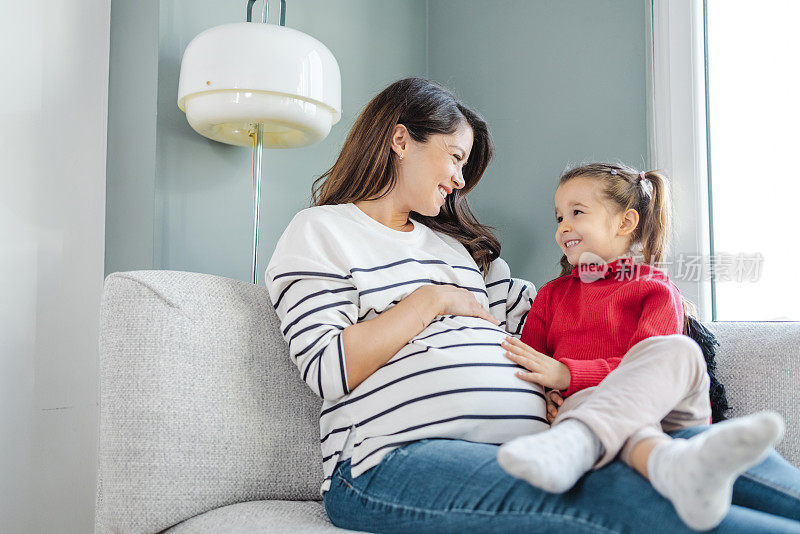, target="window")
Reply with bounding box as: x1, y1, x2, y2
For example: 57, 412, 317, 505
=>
648, 0, 799, 320
706, 0, 800, 320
